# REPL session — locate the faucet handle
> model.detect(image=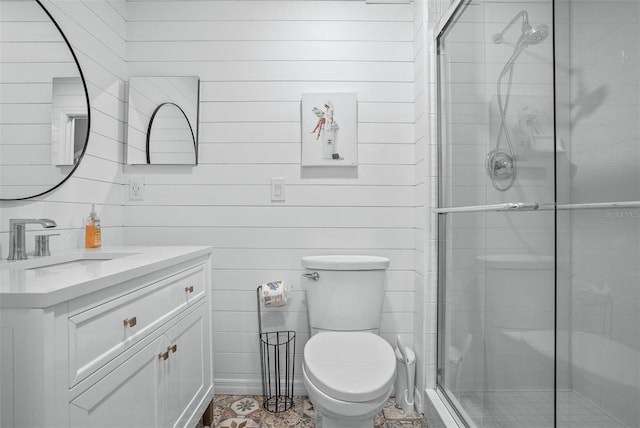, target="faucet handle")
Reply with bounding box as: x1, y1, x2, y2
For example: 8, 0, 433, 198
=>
8, 219, 57, 261
34, 234, 60, 257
